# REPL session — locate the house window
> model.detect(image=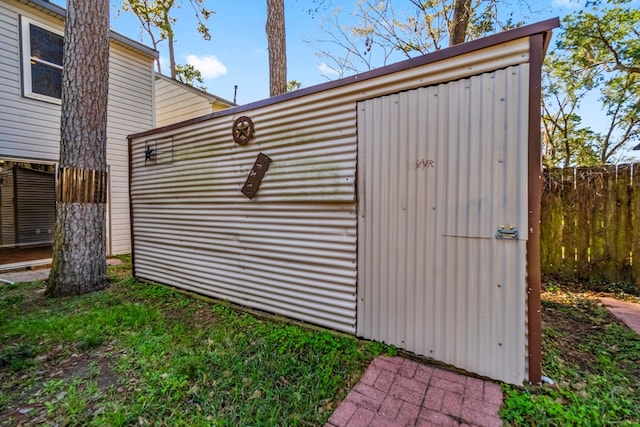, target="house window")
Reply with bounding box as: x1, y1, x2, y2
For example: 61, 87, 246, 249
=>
20, 16, 64, 103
